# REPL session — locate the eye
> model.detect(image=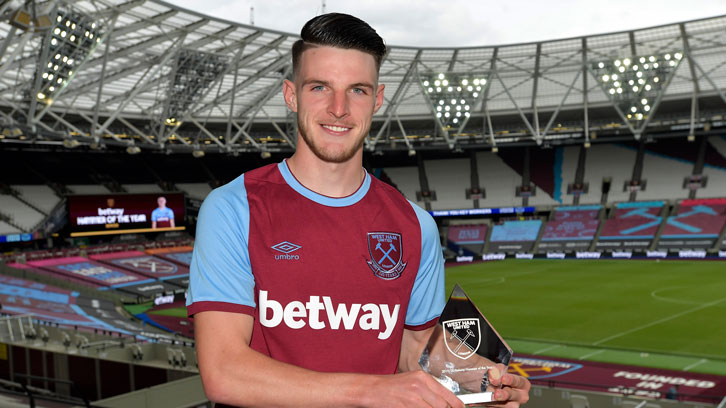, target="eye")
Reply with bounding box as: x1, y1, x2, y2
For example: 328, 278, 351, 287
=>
352, 87, 367, 95
311, 85, 325, 91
